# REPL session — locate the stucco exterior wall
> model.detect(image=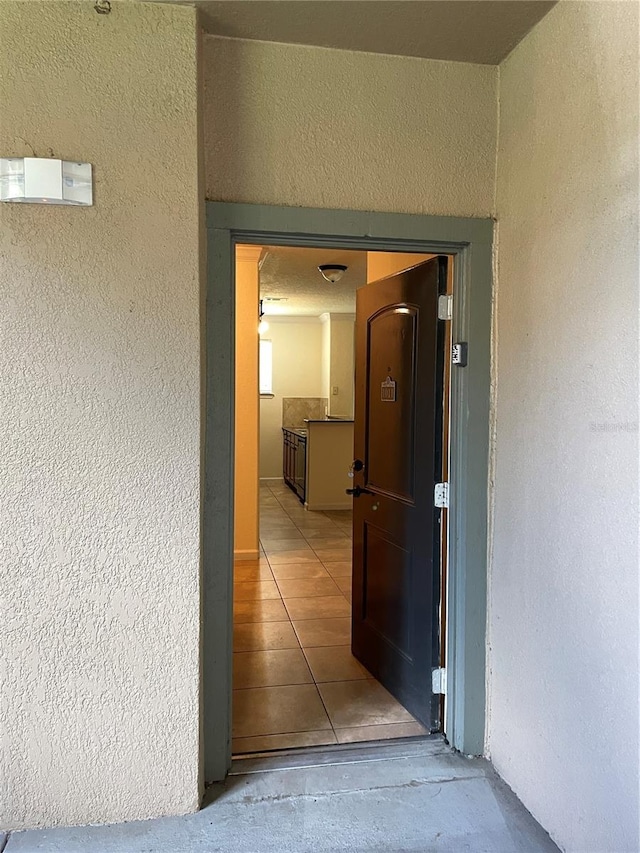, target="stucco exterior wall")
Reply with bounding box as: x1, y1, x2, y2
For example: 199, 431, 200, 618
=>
203, 37, 498, 217
0, 1, 202, 829
490, 3, 639, 851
